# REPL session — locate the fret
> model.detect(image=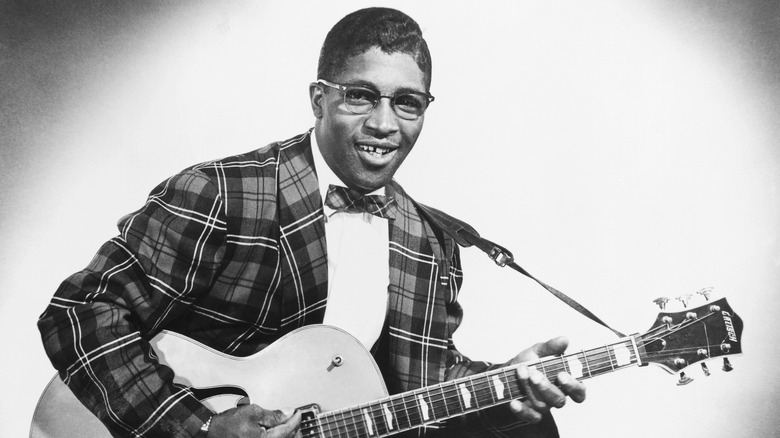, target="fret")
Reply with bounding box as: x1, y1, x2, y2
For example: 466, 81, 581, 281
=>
369, 403, 388, 437
629, 335, 643, 366
367, 404, 386, 437
377, 403, 395, 434
335, 409, 352, 438
485, 373, 499, 405
397, 393, 416, 430
448, 380, 466, 414
347, 407, 363, 438
442, 382, 464, 415
580, 350, 593, 378
322, 411, 340, 438
466, 376, 481, 409
560, 355, 570, 375
538, 358, 548, 380
427, 386, 447, 420
468, 376, 482, 409
499, 369, 517, 400
315, 415, 330, 438
437, 384, 455, 418
475, 375, 496, 407
605, 345, 617, 371
355, 408, 368, 438
558, 356, 571, 381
